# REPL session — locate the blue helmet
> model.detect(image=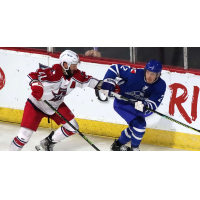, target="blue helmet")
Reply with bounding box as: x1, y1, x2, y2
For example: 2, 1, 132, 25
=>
145, 59, 162, 73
